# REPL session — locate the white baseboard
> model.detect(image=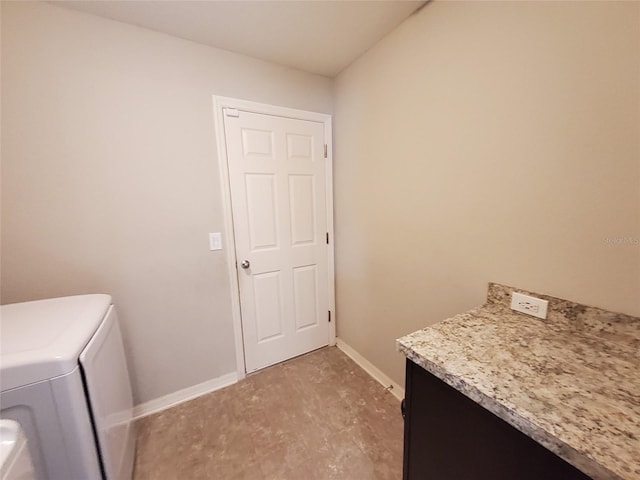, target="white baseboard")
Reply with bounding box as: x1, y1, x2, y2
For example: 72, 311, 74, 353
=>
132, 372, 238, 419
336, 338, 404, 402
